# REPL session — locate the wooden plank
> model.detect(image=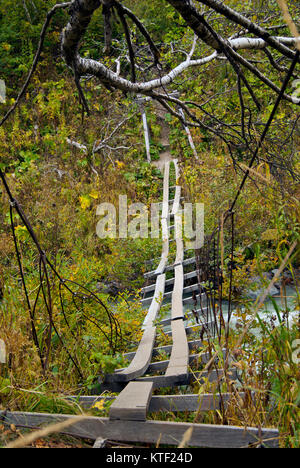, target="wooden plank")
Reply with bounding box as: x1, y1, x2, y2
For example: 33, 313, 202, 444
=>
174, 211, 184, 265
117, 351, 221, 375
159, 308, 208, 327
141, 106, 151, 163
161, 161, 170, 220
1, 411, 279, 447
109, 382, 153, 421
105, 327, 156, 383
154, 218, 169, 275
146, 351, 224, 374
164, 257, 189, 381
70, 392, 248, 413
171, 160, 181, 216
124, 339, 203, 362
171, 264, 184, 319
141, 270, 199, 294
136, 368, 238, 389
0, 339, 6, 364
164, 321, 215, 337
144, 256, 196, 279
148, 392, 247, 413
93, 437, 106, 448
158, 198, 177, 206
142, 273, 165, 328
142, 282, 203, 305
178, 108, 199, 160
165, 319, 189, 382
